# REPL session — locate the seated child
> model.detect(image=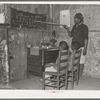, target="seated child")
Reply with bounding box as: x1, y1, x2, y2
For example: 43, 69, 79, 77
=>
45, 41, 69, 79
71, 41, 81, 50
